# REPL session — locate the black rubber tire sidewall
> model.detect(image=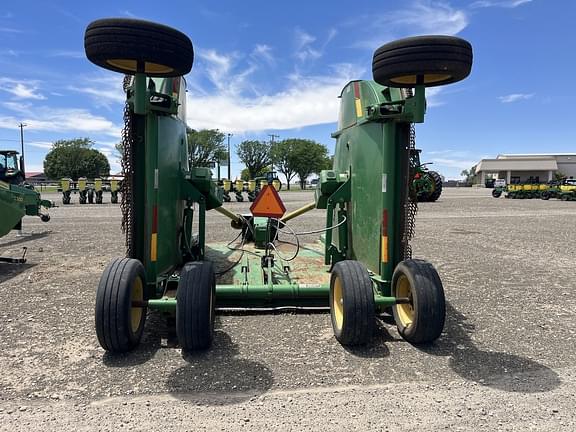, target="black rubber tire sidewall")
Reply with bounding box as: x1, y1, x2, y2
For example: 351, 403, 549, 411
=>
85, 18, 193, 77
95, 257, 147, 352
176, 261, 216, 352
492, 189, 502, 198
373, 35, 472, 88
329, 260, 375, 346
426, 171, 443, 202
392, 259, 445, 344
